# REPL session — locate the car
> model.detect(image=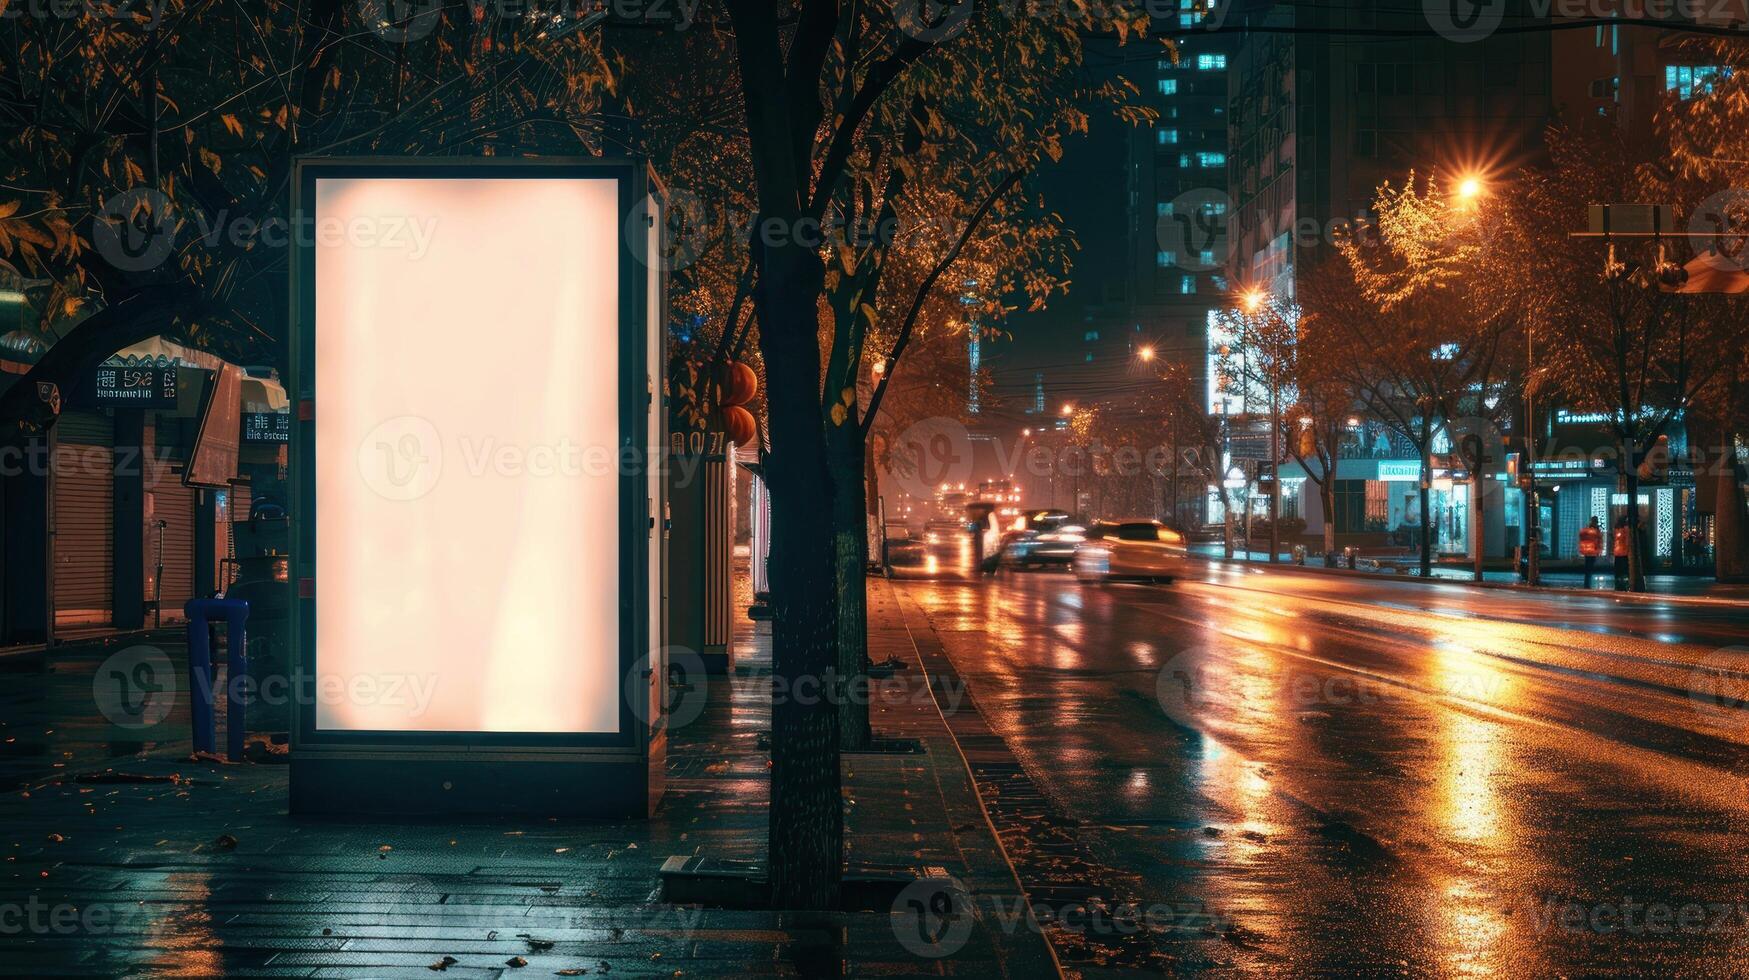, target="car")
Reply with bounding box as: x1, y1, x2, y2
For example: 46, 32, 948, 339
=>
923, 518, 969, 547
1073, 519, 1191, 583
882, 526, 928, 569
1000, 523, 1086, 569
